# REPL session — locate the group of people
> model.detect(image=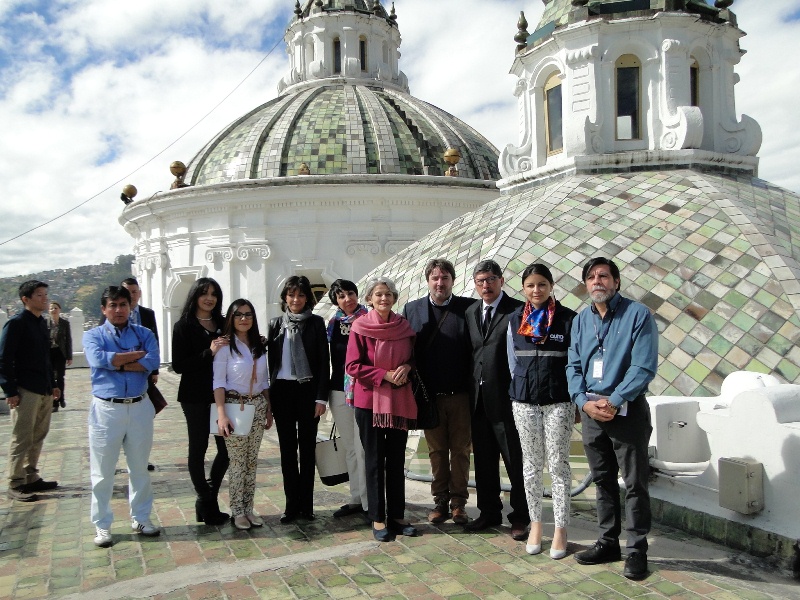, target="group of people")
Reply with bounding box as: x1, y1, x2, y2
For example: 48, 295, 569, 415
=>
0, 254, 658, 581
